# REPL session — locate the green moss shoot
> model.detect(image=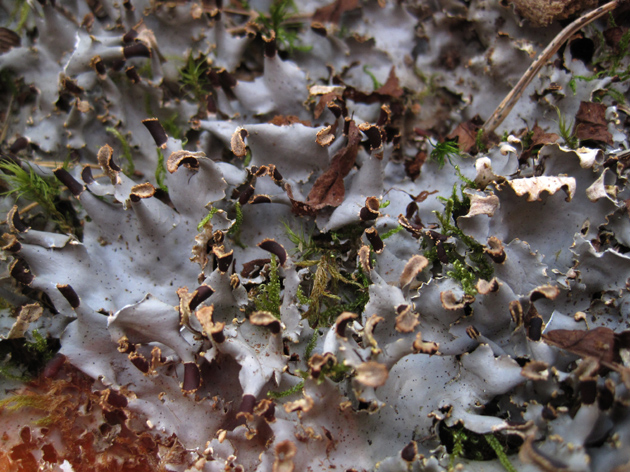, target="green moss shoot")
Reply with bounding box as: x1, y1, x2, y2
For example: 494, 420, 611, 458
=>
155, 148, 168, 192
0, 160, 70, 231
197, 207, 219, 232
253, 255, 282, 319
106, 127, 135, 176
267, 381, 303, 398
430, 140, 460, 169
